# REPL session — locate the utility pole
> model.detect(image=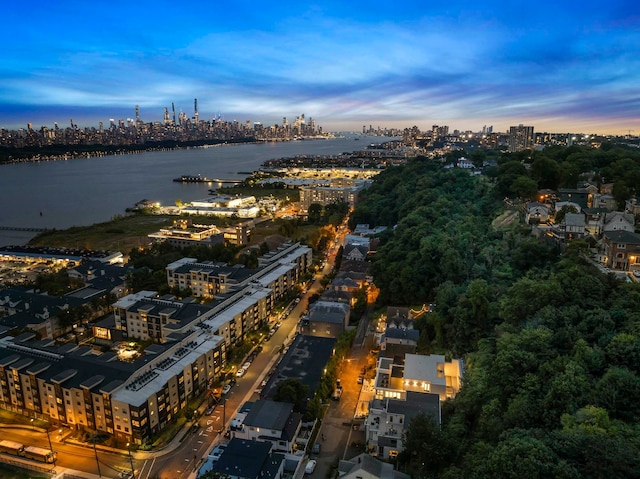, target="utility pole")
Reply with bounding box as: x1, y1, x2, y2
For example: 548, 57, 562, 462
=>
93, 437, 102, 478
45, 425, 56, 468
127, 442, 136, 479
